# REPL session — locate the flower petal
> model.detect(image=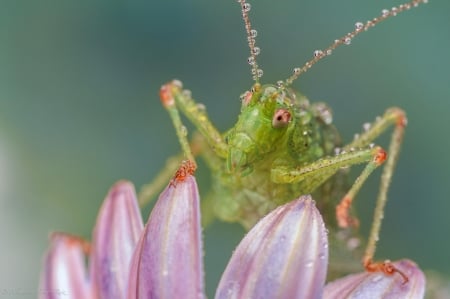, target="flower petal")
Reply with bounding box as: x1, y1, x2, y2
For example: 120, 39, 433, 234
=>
323, 259, 426, 299
91, 181, 144, 299
127, 175, 205, 299
215, 195, 329, 299
39, 233, 92, 299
